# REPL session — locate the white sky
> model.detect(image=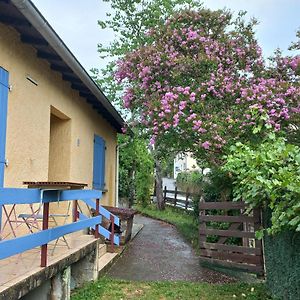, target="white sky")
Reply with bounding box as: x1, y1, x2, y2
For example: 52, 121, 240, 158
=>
31, 0, 300, 74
